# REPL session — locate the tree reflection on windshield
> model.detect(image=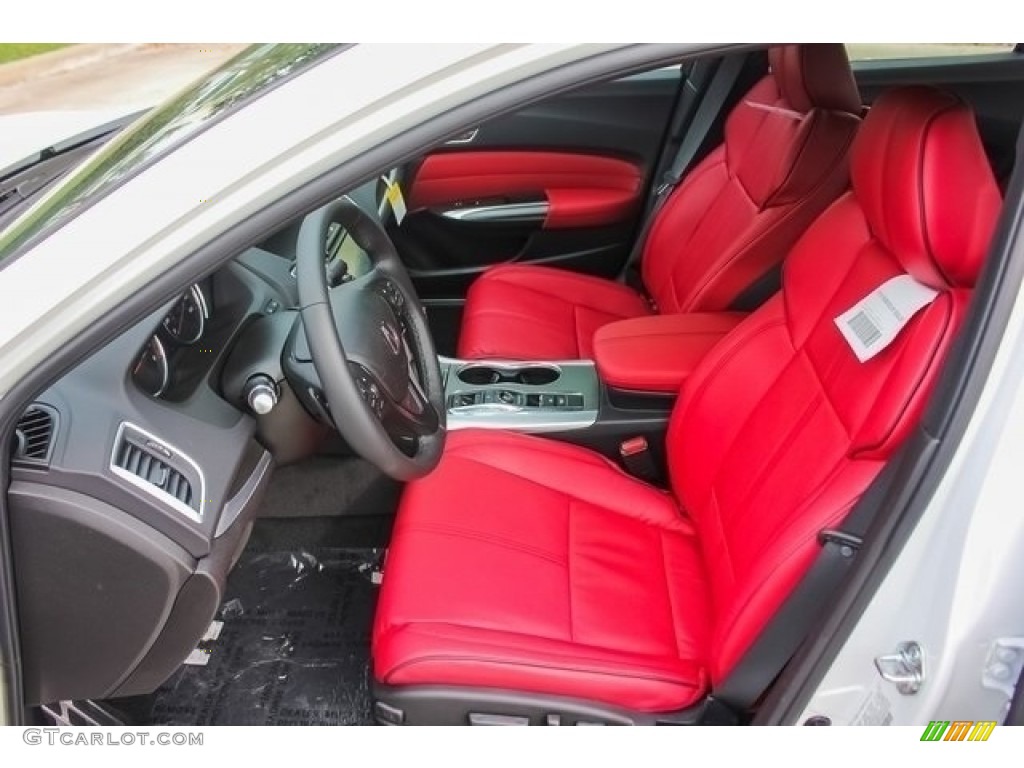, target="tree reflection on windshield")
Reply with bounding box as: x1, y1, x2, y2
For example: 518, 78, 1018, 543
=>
0, 43, 340, 264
